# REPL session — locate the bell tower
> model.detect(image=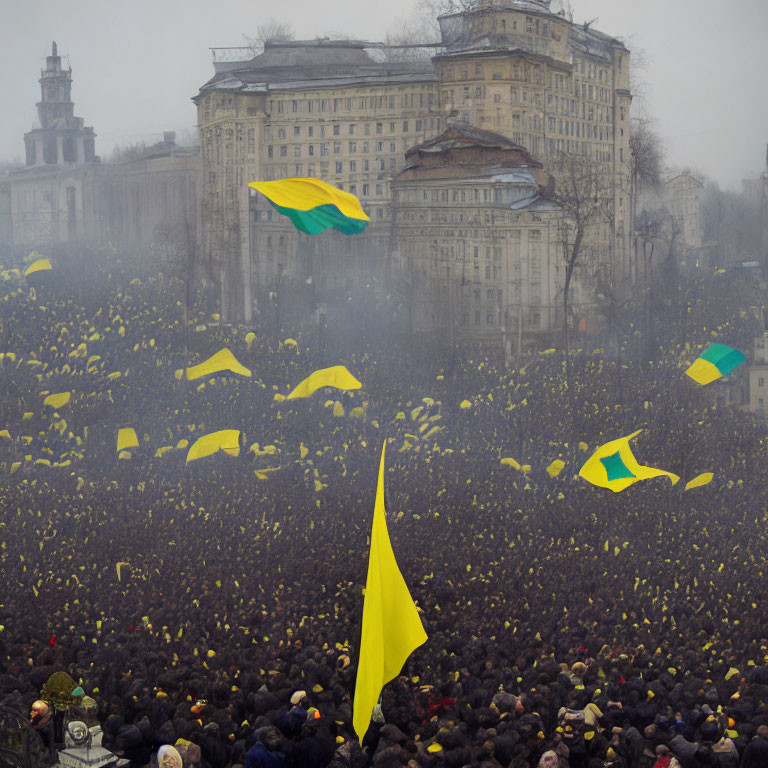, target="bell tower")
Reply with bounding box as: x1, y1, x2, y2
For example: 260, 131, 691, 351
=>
23, 42, 98, 167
